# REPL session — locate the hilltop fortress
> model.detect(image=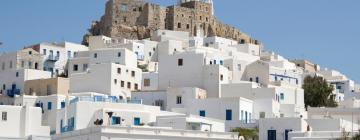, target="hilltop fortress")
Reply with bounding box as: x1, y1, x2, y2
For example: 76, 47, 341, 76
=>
83, 0, 260, 45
